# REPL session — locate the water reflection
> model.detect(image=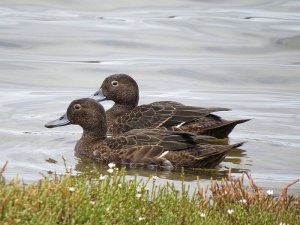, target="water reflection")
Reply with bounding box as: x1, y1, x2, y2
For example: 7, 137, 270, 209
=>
73, 145, 248, 182
224, 147, 247, 164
